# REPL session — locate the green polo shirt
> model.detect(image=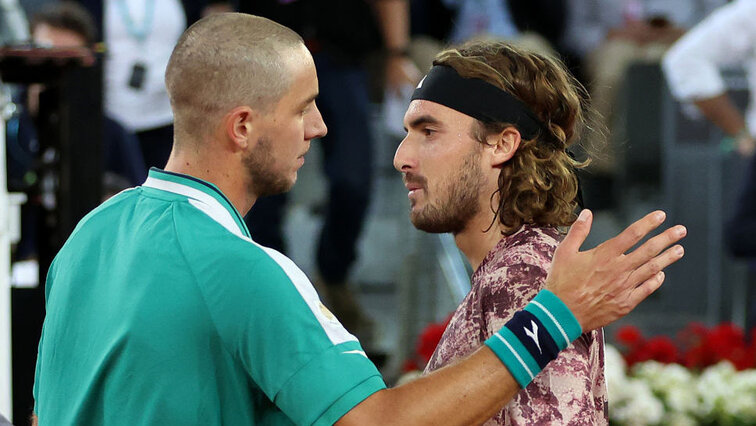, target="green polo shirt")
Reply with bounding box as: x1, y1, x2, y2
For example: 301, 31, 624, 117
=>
34, 168, 385, 425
